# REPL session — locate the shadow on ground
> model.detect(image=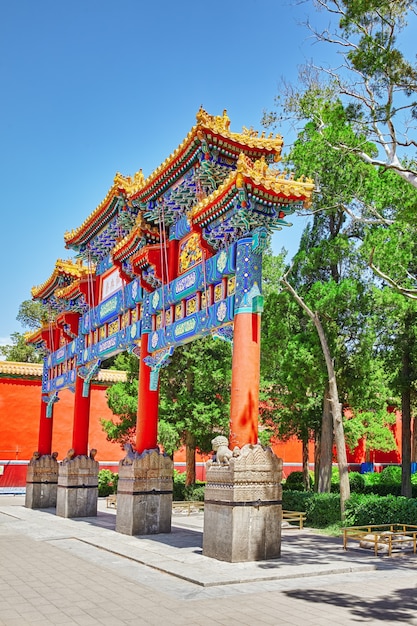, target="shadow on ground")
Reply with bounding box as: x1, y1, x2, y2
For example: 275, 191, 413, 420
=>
284, 586, 417, 623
